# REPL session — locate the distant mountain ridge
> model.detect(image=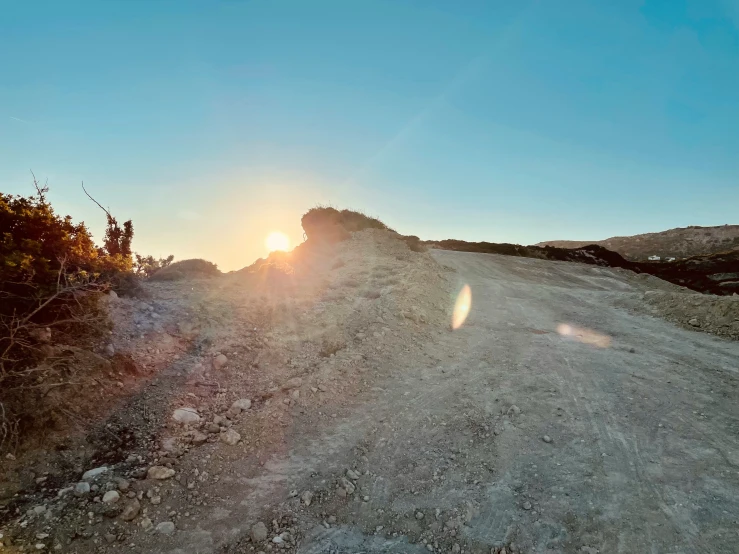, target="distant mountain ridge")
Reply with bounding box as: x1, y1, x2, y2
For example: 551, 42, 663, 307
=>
536, 224, 739, 261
